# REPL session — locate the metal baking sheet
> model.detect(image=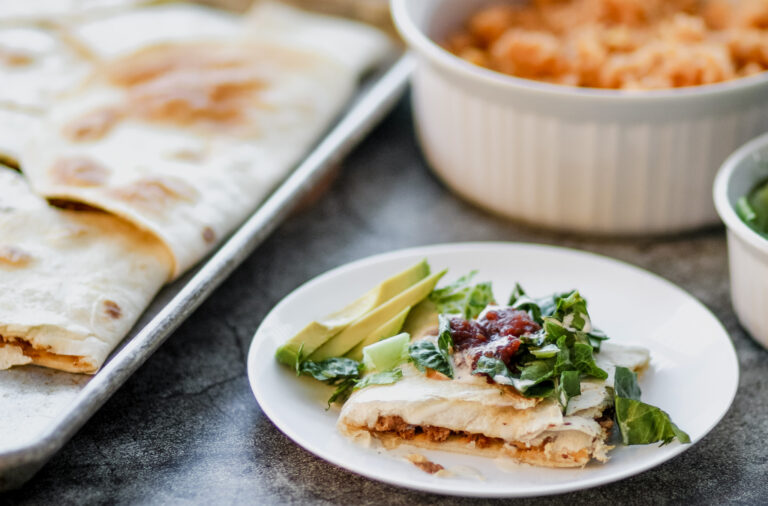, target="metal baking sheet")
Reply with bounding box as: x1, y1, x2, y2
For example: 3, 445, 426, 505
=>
0, 53, 414, 491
